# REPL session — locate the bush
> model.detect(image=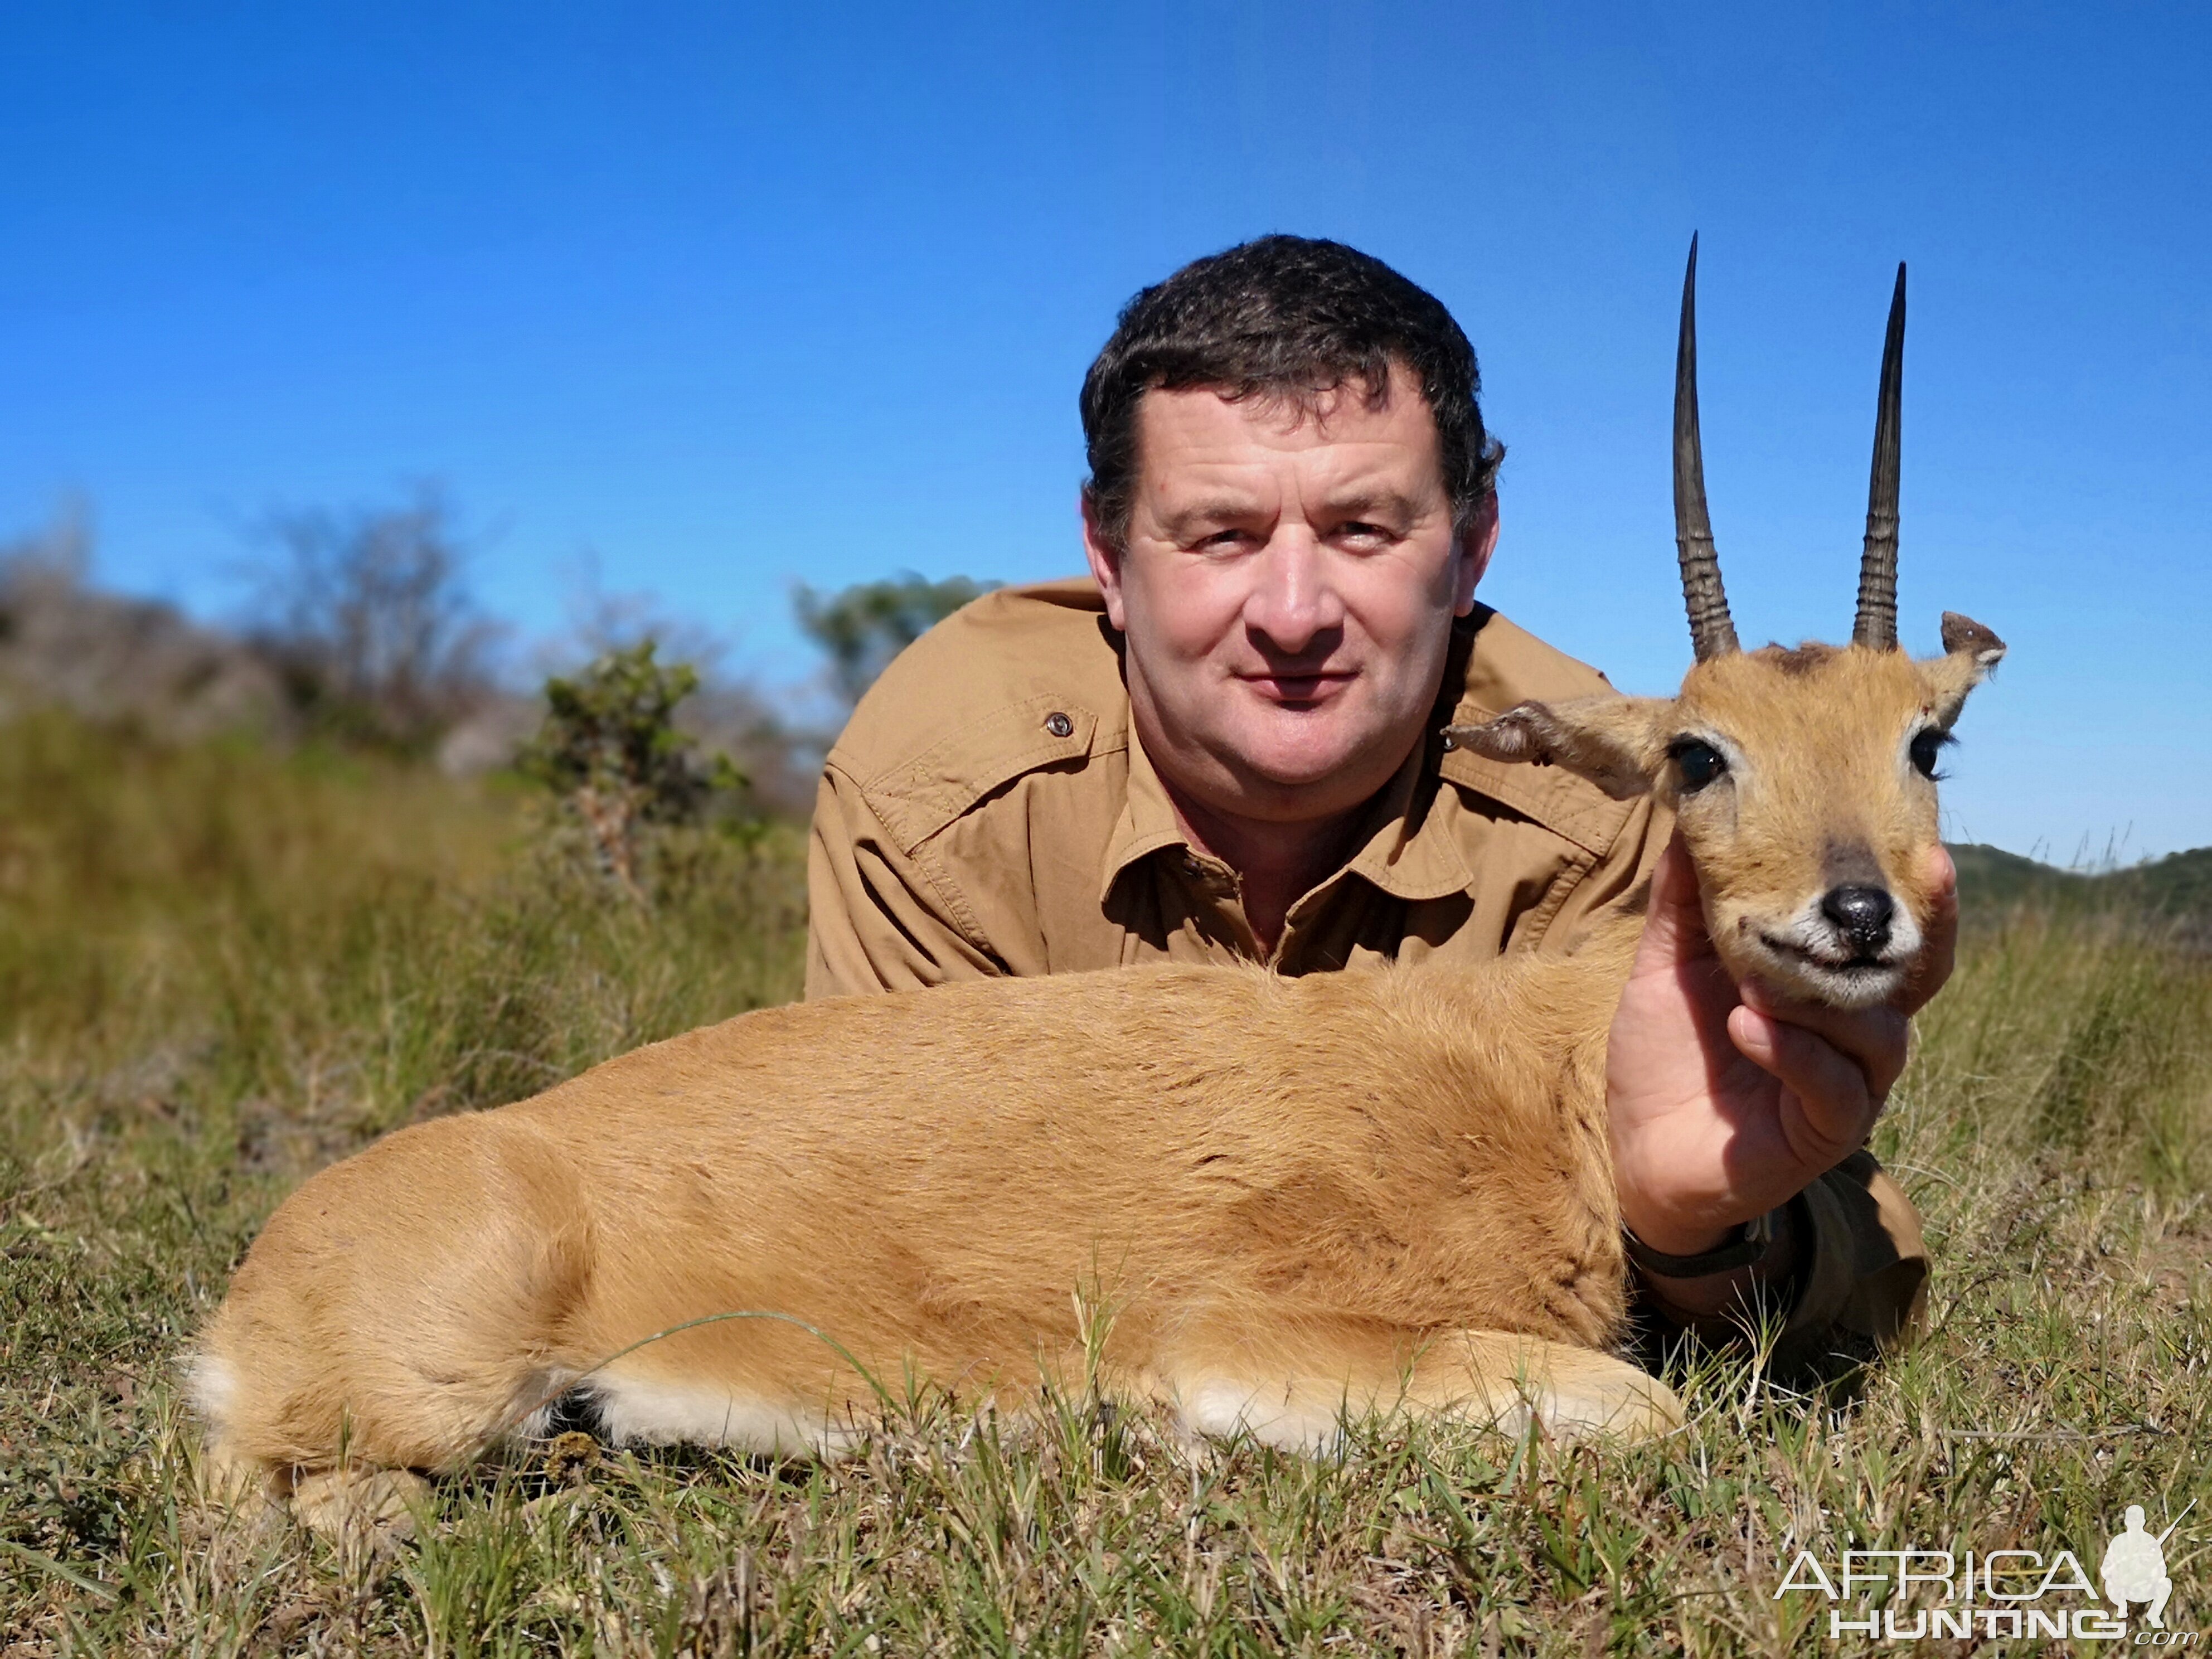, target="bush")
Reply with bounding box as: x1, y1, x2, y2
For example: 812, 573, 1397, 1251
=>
518, 641, 753, 896
240, 488, 499, 750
